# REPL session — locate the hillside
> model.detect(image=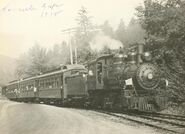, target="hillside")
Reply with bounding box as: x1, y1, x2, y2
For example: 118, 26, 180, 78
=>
0, 54, 17, 86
